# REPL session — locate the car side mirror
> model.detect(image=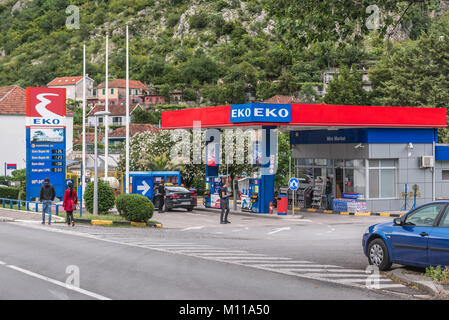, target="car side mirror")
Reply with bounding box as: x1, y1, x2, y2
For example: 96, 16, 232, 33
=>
393, 217, 403, 226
